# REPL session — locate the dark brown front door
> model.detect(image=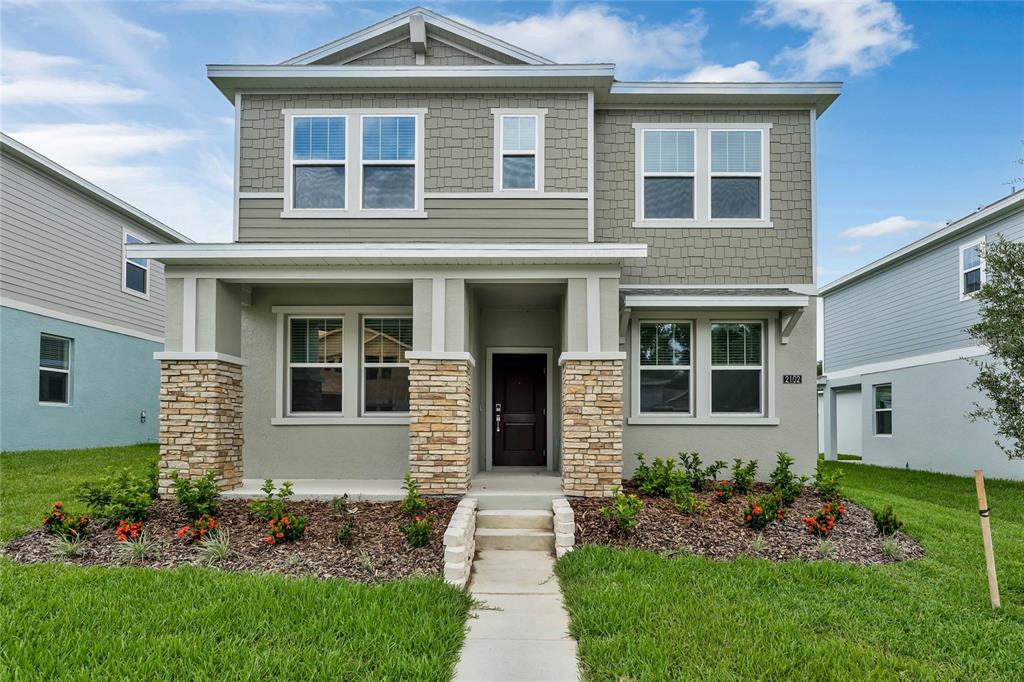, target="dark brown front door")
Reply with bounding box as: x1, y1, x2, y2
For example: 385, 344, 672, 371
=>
492, 353, 546, 466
